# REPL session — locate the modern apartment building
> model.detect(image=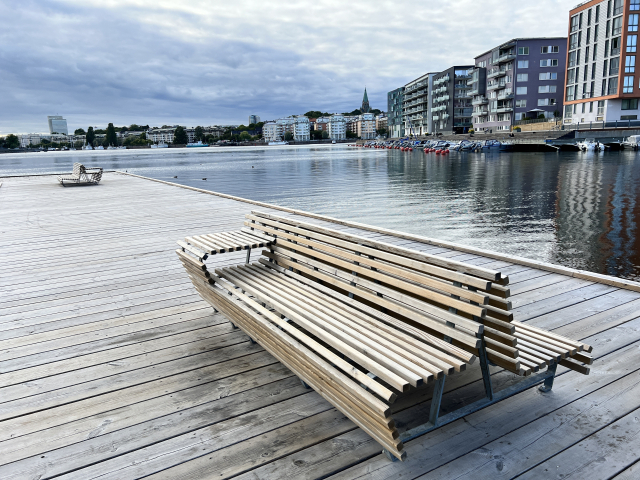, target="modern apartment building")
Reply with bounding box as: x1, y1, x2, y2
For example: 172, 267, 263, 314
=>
47, 116, 68, 135
402, 72, 438, 136
293, 116, 310, 141
564, 0, 640, 123
262, 116, 309, 141
471, 38, 567, 132
431, 66, 474, 133
387, 87, 404, 137
328, 114, 347, 140
262, 122, 281, 142
248, 115, 261, 125
357, 113, 377, 139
